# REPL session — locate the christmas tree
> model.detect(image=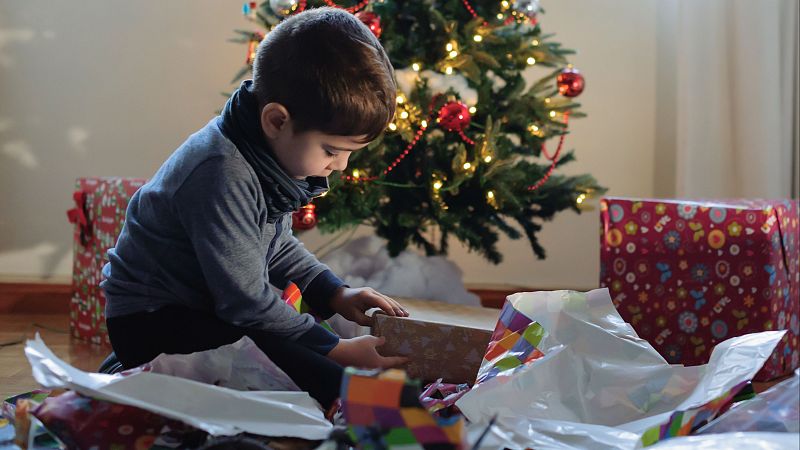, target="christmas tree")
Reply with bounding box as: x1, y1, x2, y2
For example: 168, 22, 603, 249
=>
230, 0, 604, 264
